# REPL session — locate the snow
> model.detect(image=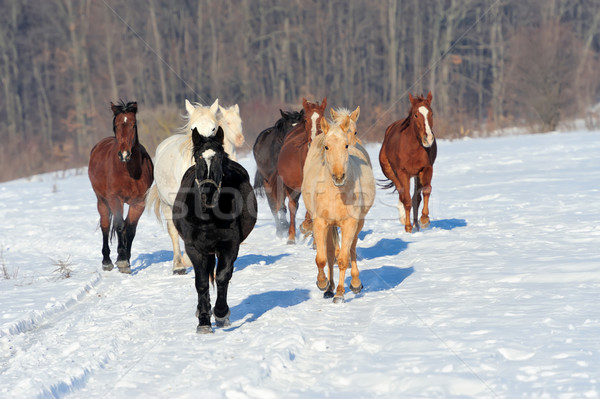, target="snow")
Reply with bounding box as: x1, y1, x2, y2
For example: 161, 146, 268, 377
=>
1, 130, 599, 398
